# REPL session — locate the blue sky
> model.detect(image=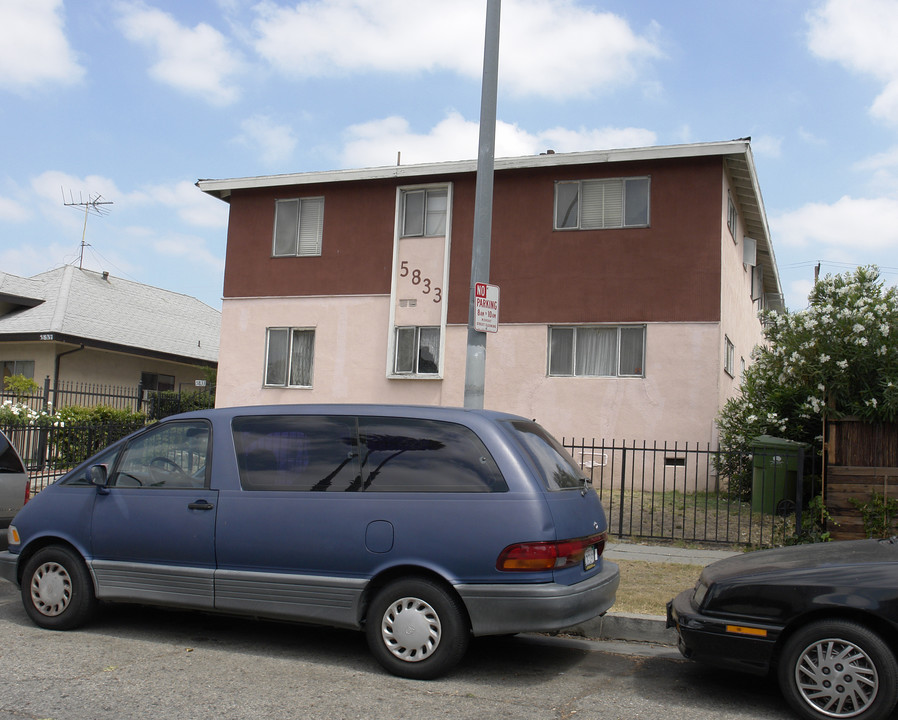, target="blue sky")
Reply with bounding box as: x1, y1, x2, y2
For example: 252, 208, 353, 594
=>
2, 0, 898, 312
